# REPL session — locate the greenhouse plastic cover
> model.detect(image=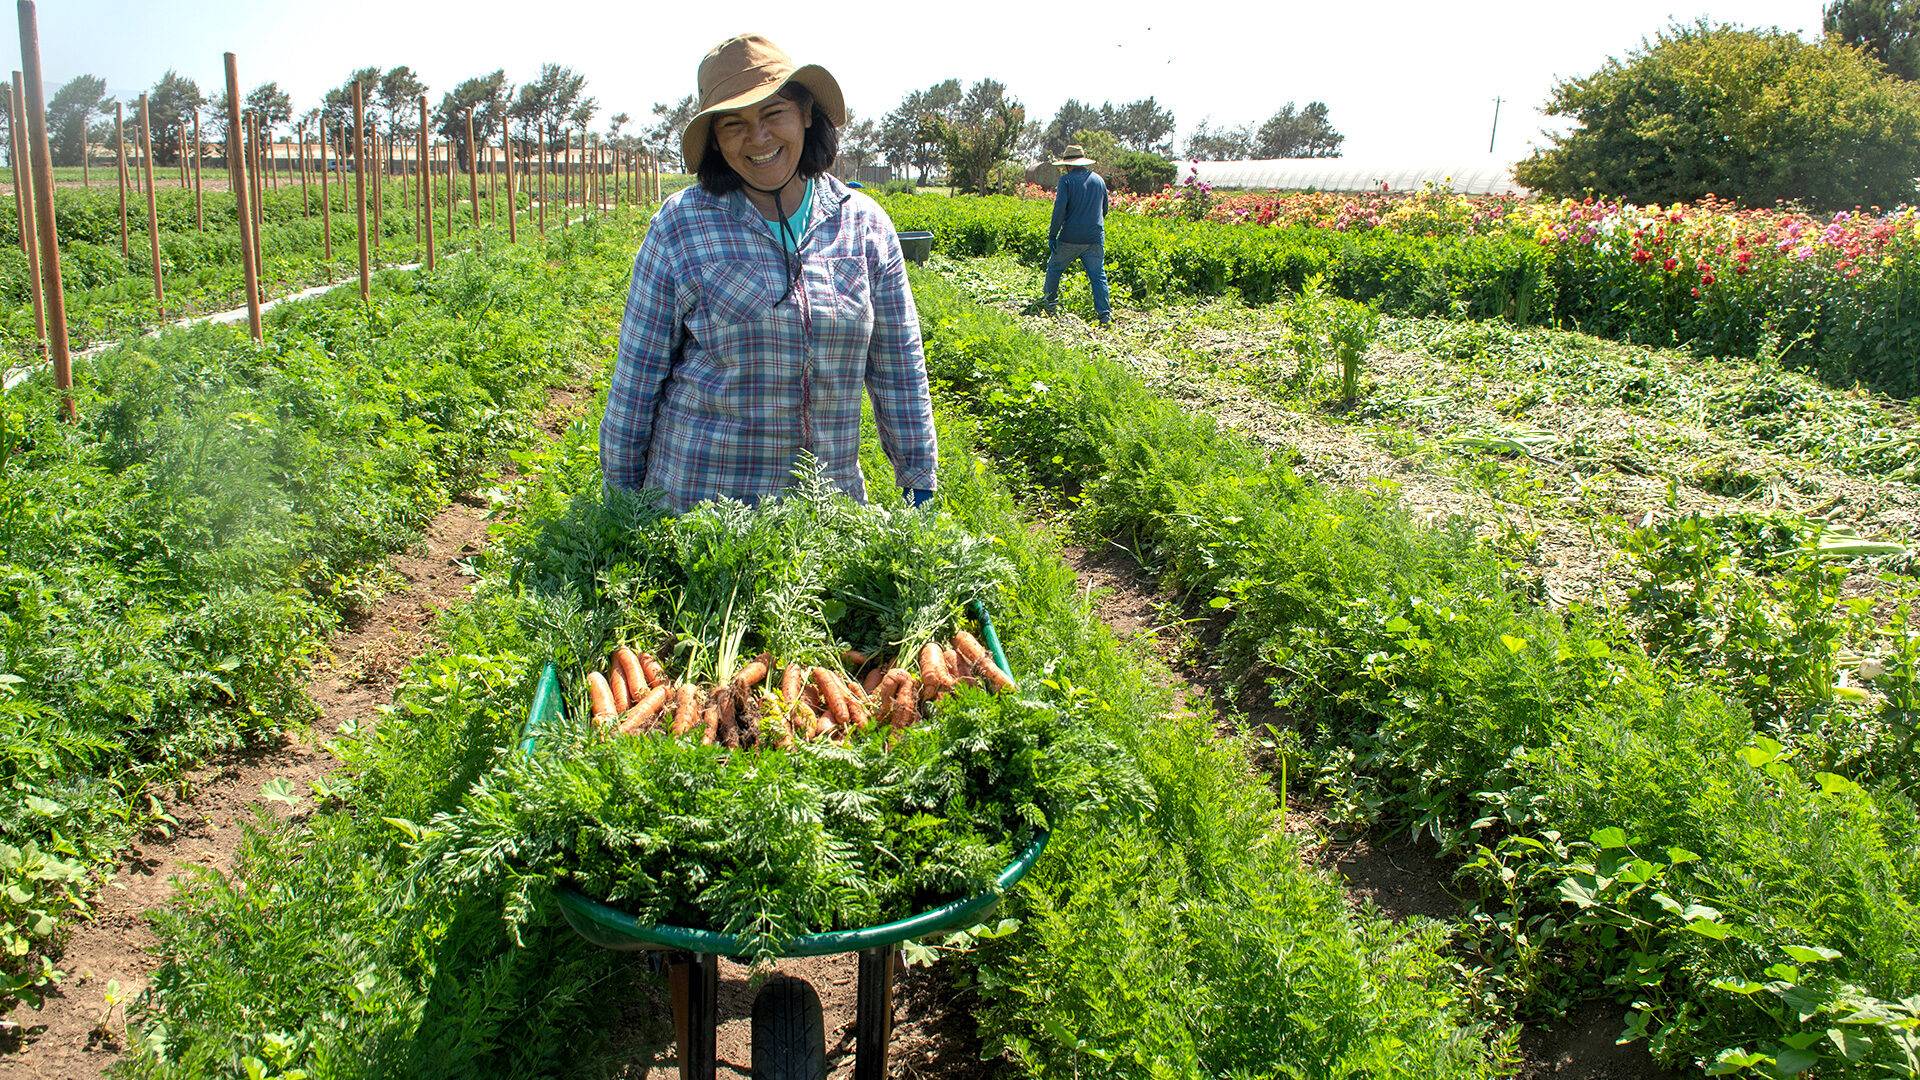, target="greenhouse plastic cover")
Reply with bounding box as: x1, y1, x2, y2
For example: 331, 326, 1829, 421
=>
1188, 159, 1528, 196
